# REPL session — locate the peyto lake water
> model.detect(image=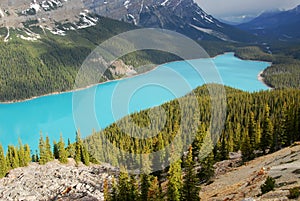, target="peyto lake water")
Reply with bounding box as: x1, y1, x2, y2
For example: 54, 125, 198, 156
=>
0, 53, 270, 151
